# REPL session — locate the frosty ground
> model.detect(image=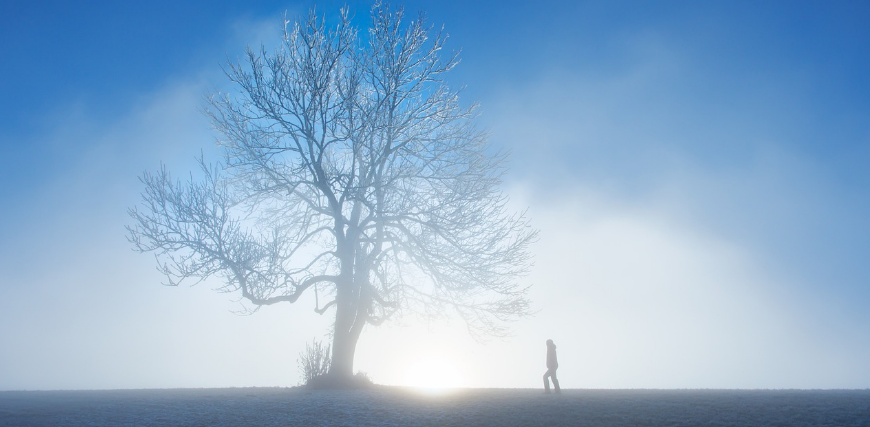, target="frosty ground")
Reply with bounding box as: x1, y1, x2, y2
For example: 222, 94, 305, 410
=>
1, 387, 868, 426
